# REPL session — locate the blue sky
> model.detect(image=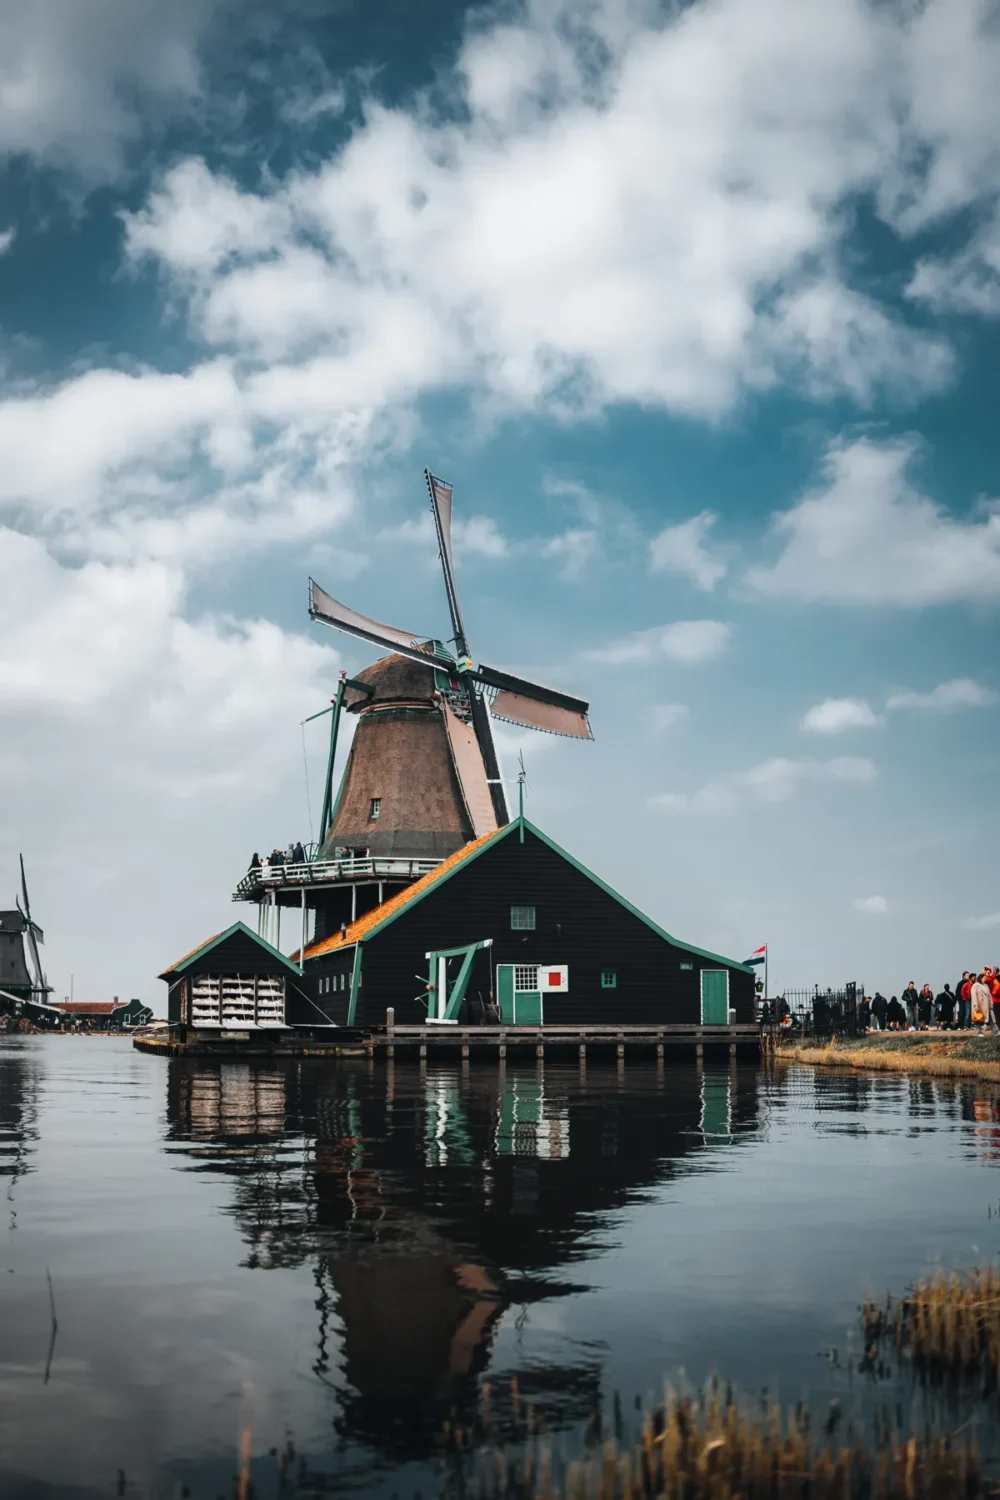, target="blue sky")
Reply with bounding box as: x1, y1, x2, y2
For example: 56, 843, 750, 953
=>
1, 0, 999, 1005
